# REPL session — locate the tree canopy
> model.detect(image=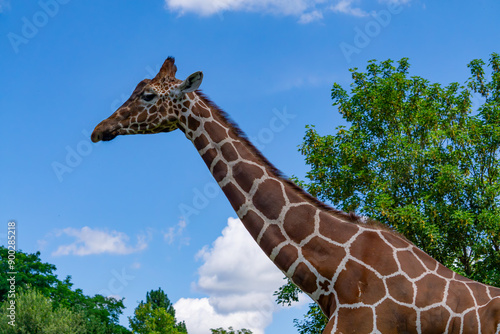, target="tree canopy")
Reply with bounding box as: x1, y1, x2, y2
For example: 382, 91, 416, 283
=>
0, 246, 129, 333
0, 247, 58, 303
0, 288, 86, 334
129, 288, 187, 334
302, 53, 500, 285
275, 53, 500, 333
